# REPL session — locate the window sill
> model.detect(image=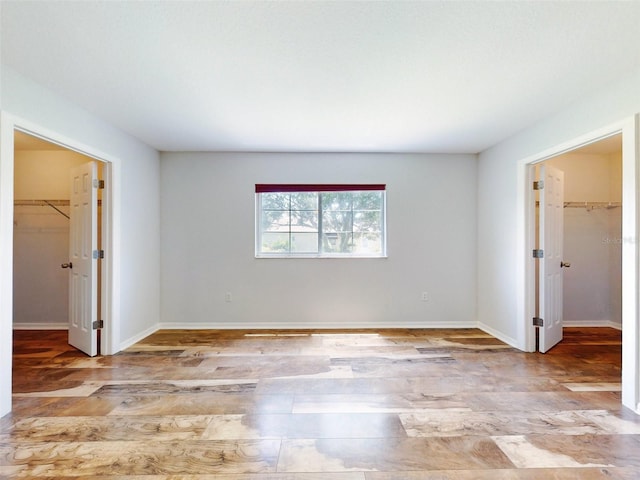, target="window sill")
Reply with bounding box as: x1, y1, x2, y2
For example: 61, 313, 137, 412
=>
255, 254, 388, 259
